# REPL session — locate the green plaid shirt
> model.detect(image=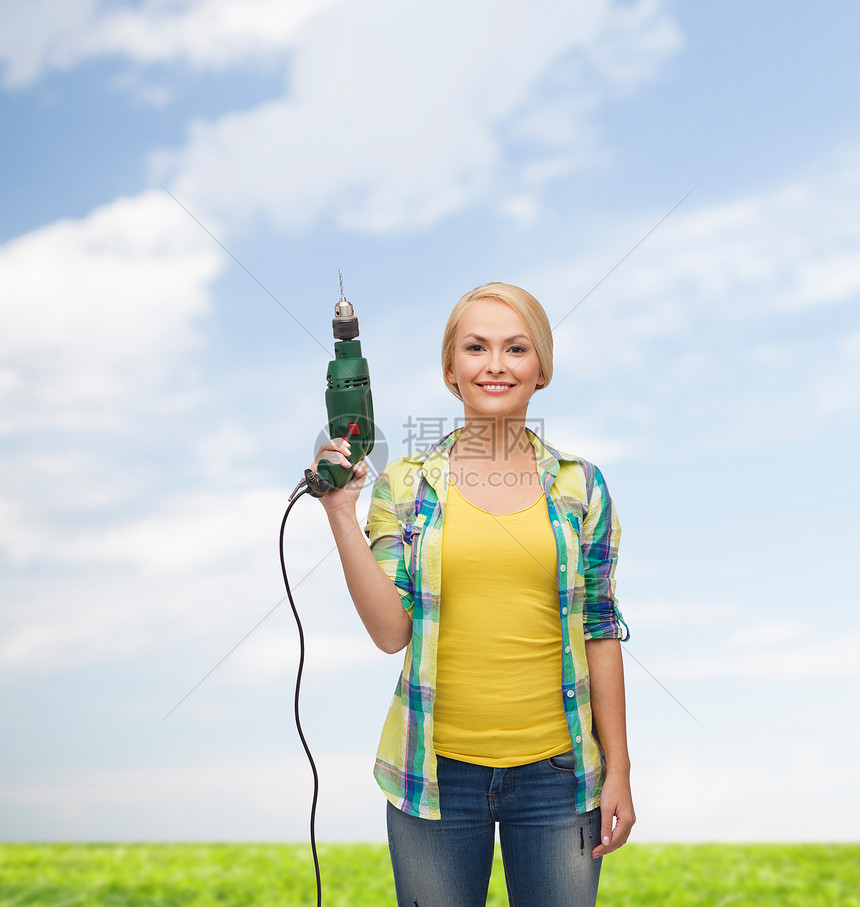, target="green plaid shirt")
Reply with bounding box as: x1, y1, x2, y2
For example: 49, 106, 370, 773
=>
364, 428, 629, 820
